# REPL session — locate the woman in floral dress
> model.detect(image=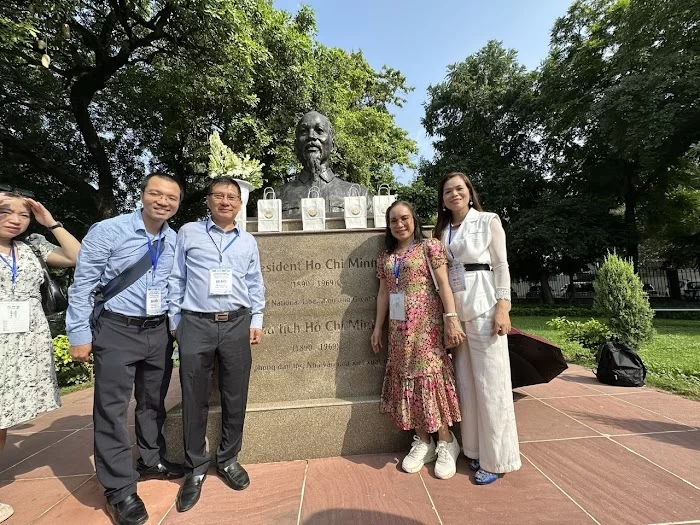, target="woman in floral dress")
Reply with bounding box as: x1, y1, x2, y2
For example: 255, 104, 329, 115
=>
0, 188, 80, 523
370, 201, 465, 479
